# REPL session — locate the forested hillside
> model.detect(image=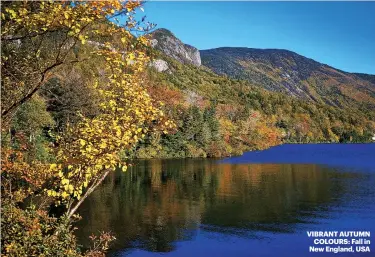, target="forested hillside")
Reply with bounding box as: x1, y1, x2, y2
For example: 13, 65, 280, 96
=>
117, 28, 373, 159
133, 54, 375, 158
200, 47, 375, 112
